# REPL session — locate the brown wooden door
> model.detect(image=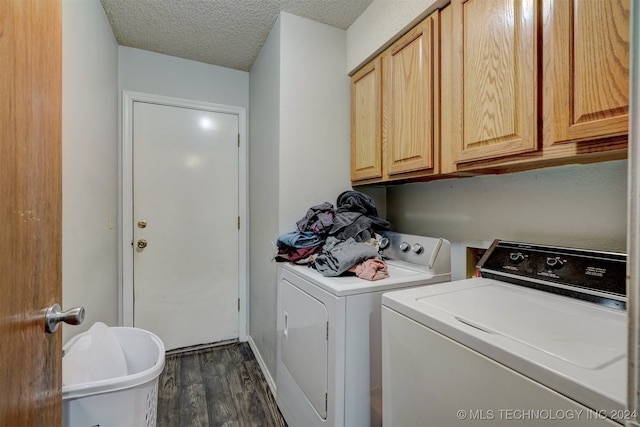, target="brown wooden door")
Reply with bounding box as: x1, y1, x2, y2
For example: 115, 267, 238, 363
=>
0, 0, 63, 425
383, 11, 439, 177
451, 0, 538, 164
351, 57, 383, 182
543, 0, 630, 146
